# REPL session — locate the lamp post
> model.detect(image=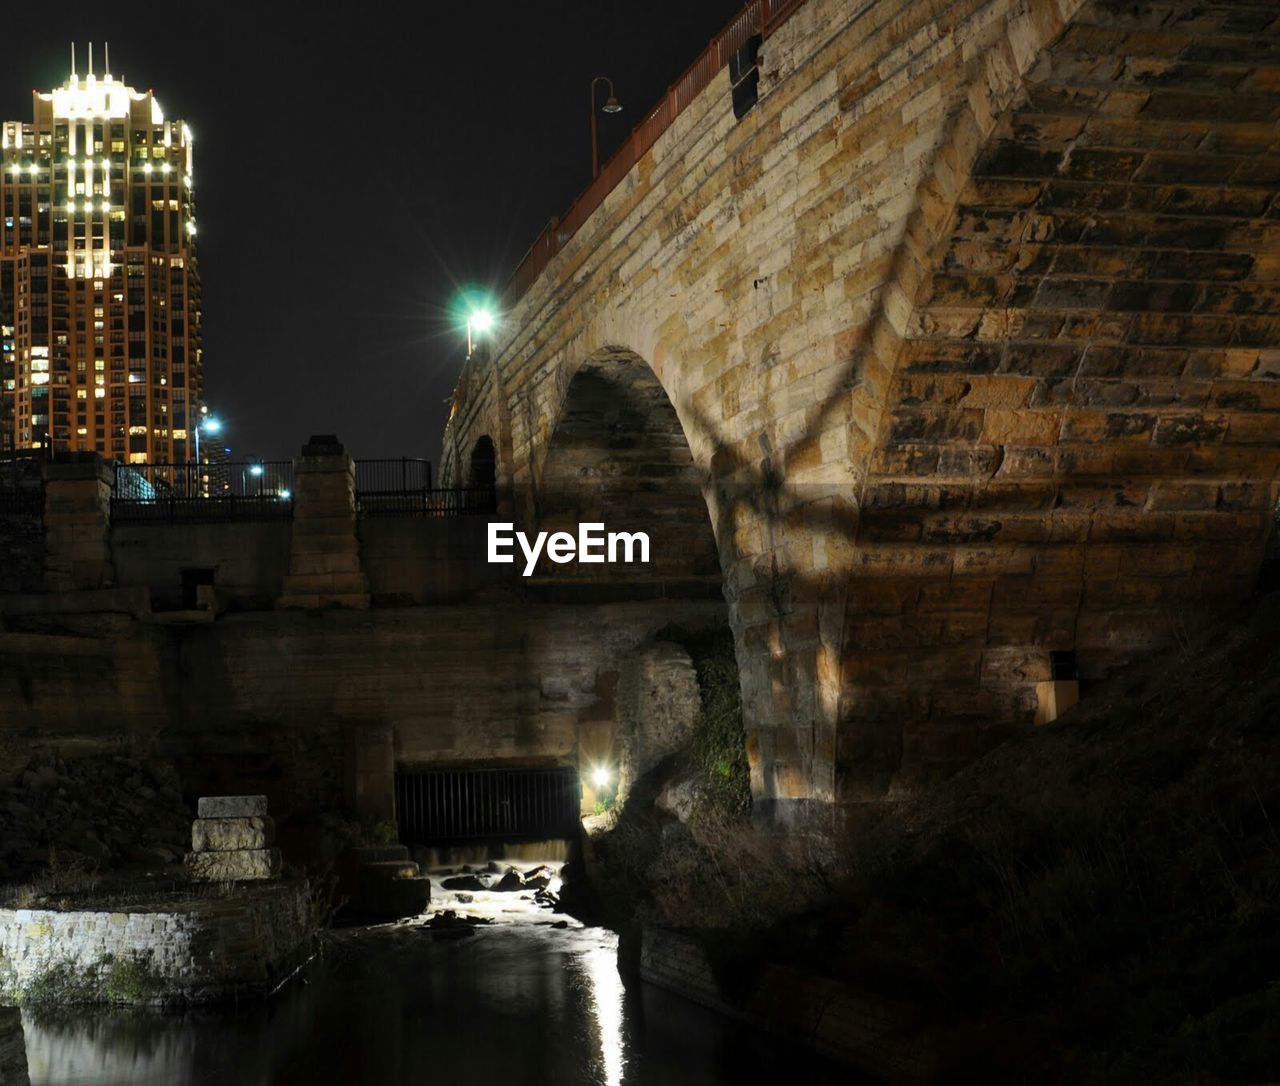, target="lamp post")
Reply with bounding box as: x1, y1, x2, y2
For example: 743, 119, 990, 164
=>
243, 460, 265, 498
590, 76, 623, 180
192, 413, 221, 497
